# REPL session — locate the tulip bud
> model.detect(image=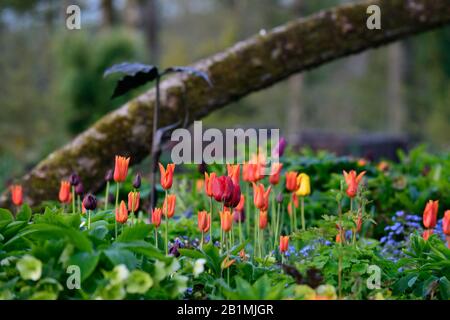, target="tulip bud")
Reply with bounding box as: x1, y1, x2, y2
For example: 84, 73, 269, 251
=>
105, 169, 113, 182
82, 194, 97, 211
69, 173, 80, 186
276, 192, 283, 204
75, 182, 84, 196
133, 173, 142, 189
